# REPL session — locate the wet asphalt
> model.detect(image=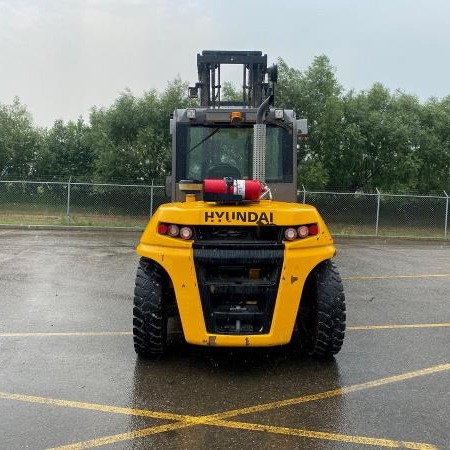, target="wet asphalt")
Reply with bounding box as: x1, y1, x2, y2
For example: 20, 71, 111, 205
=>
0, 229, 449, 449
